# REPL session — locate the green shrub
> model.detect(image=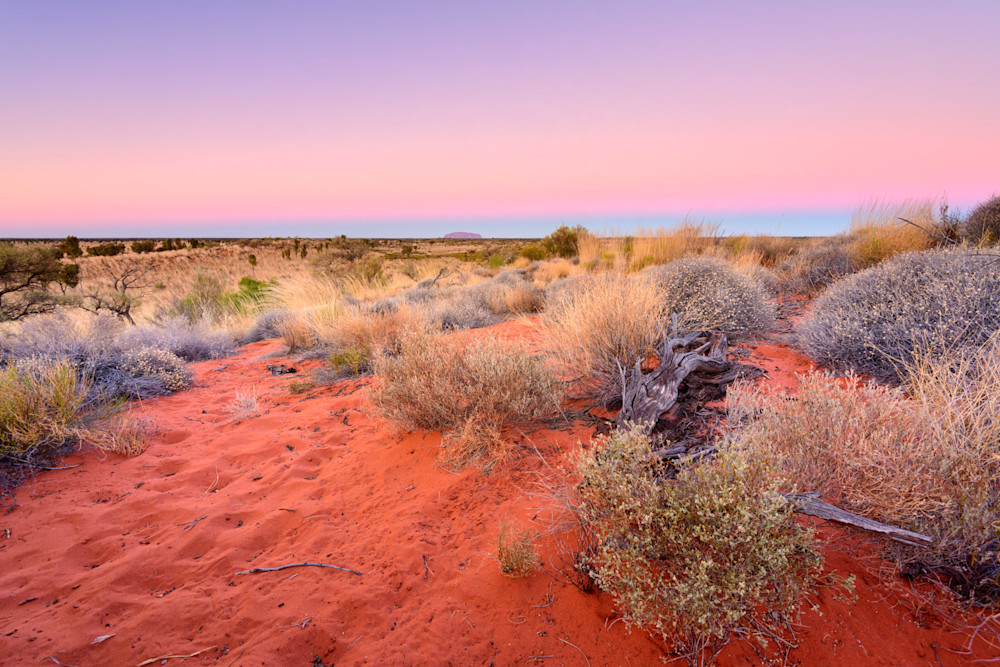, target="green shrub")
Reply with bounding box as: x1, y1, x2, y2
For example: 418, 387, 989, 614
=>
488, 253, 505, 269
643, 256, 774, 337
574, 426, 822, 665
130, 240, 157, 253
519, 244, 547, 261
0, 243, 76, 321
541, 224, 586, 258
57, 235, 83, 259
87, 242, 125, 257
964, 194, 1000, 245
797, 247, 1000, 381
